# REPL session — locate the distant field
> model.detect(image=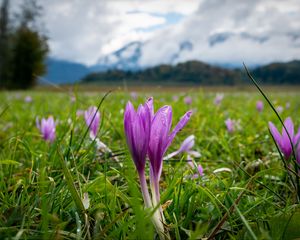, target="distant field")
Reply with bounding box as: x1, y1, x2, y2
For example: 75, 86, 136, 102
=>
34, 83, 300, 93
0, 89, 300, 239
